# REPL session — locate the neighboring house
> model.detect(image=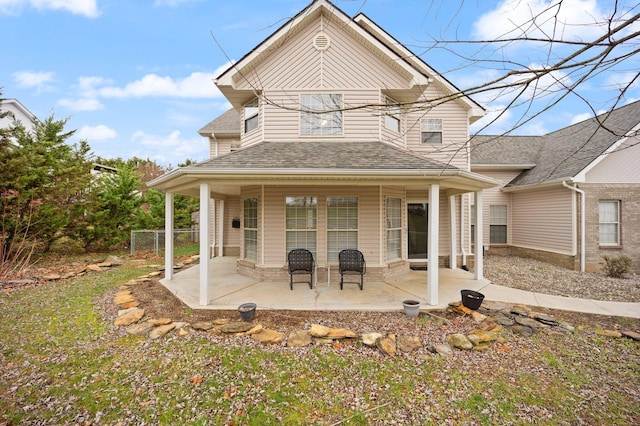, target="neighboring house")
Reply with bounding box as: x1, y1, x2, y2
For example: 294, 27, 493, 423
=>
471, 100, 640, 274
0, 98, 37, 135
149, 0, 500, 306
